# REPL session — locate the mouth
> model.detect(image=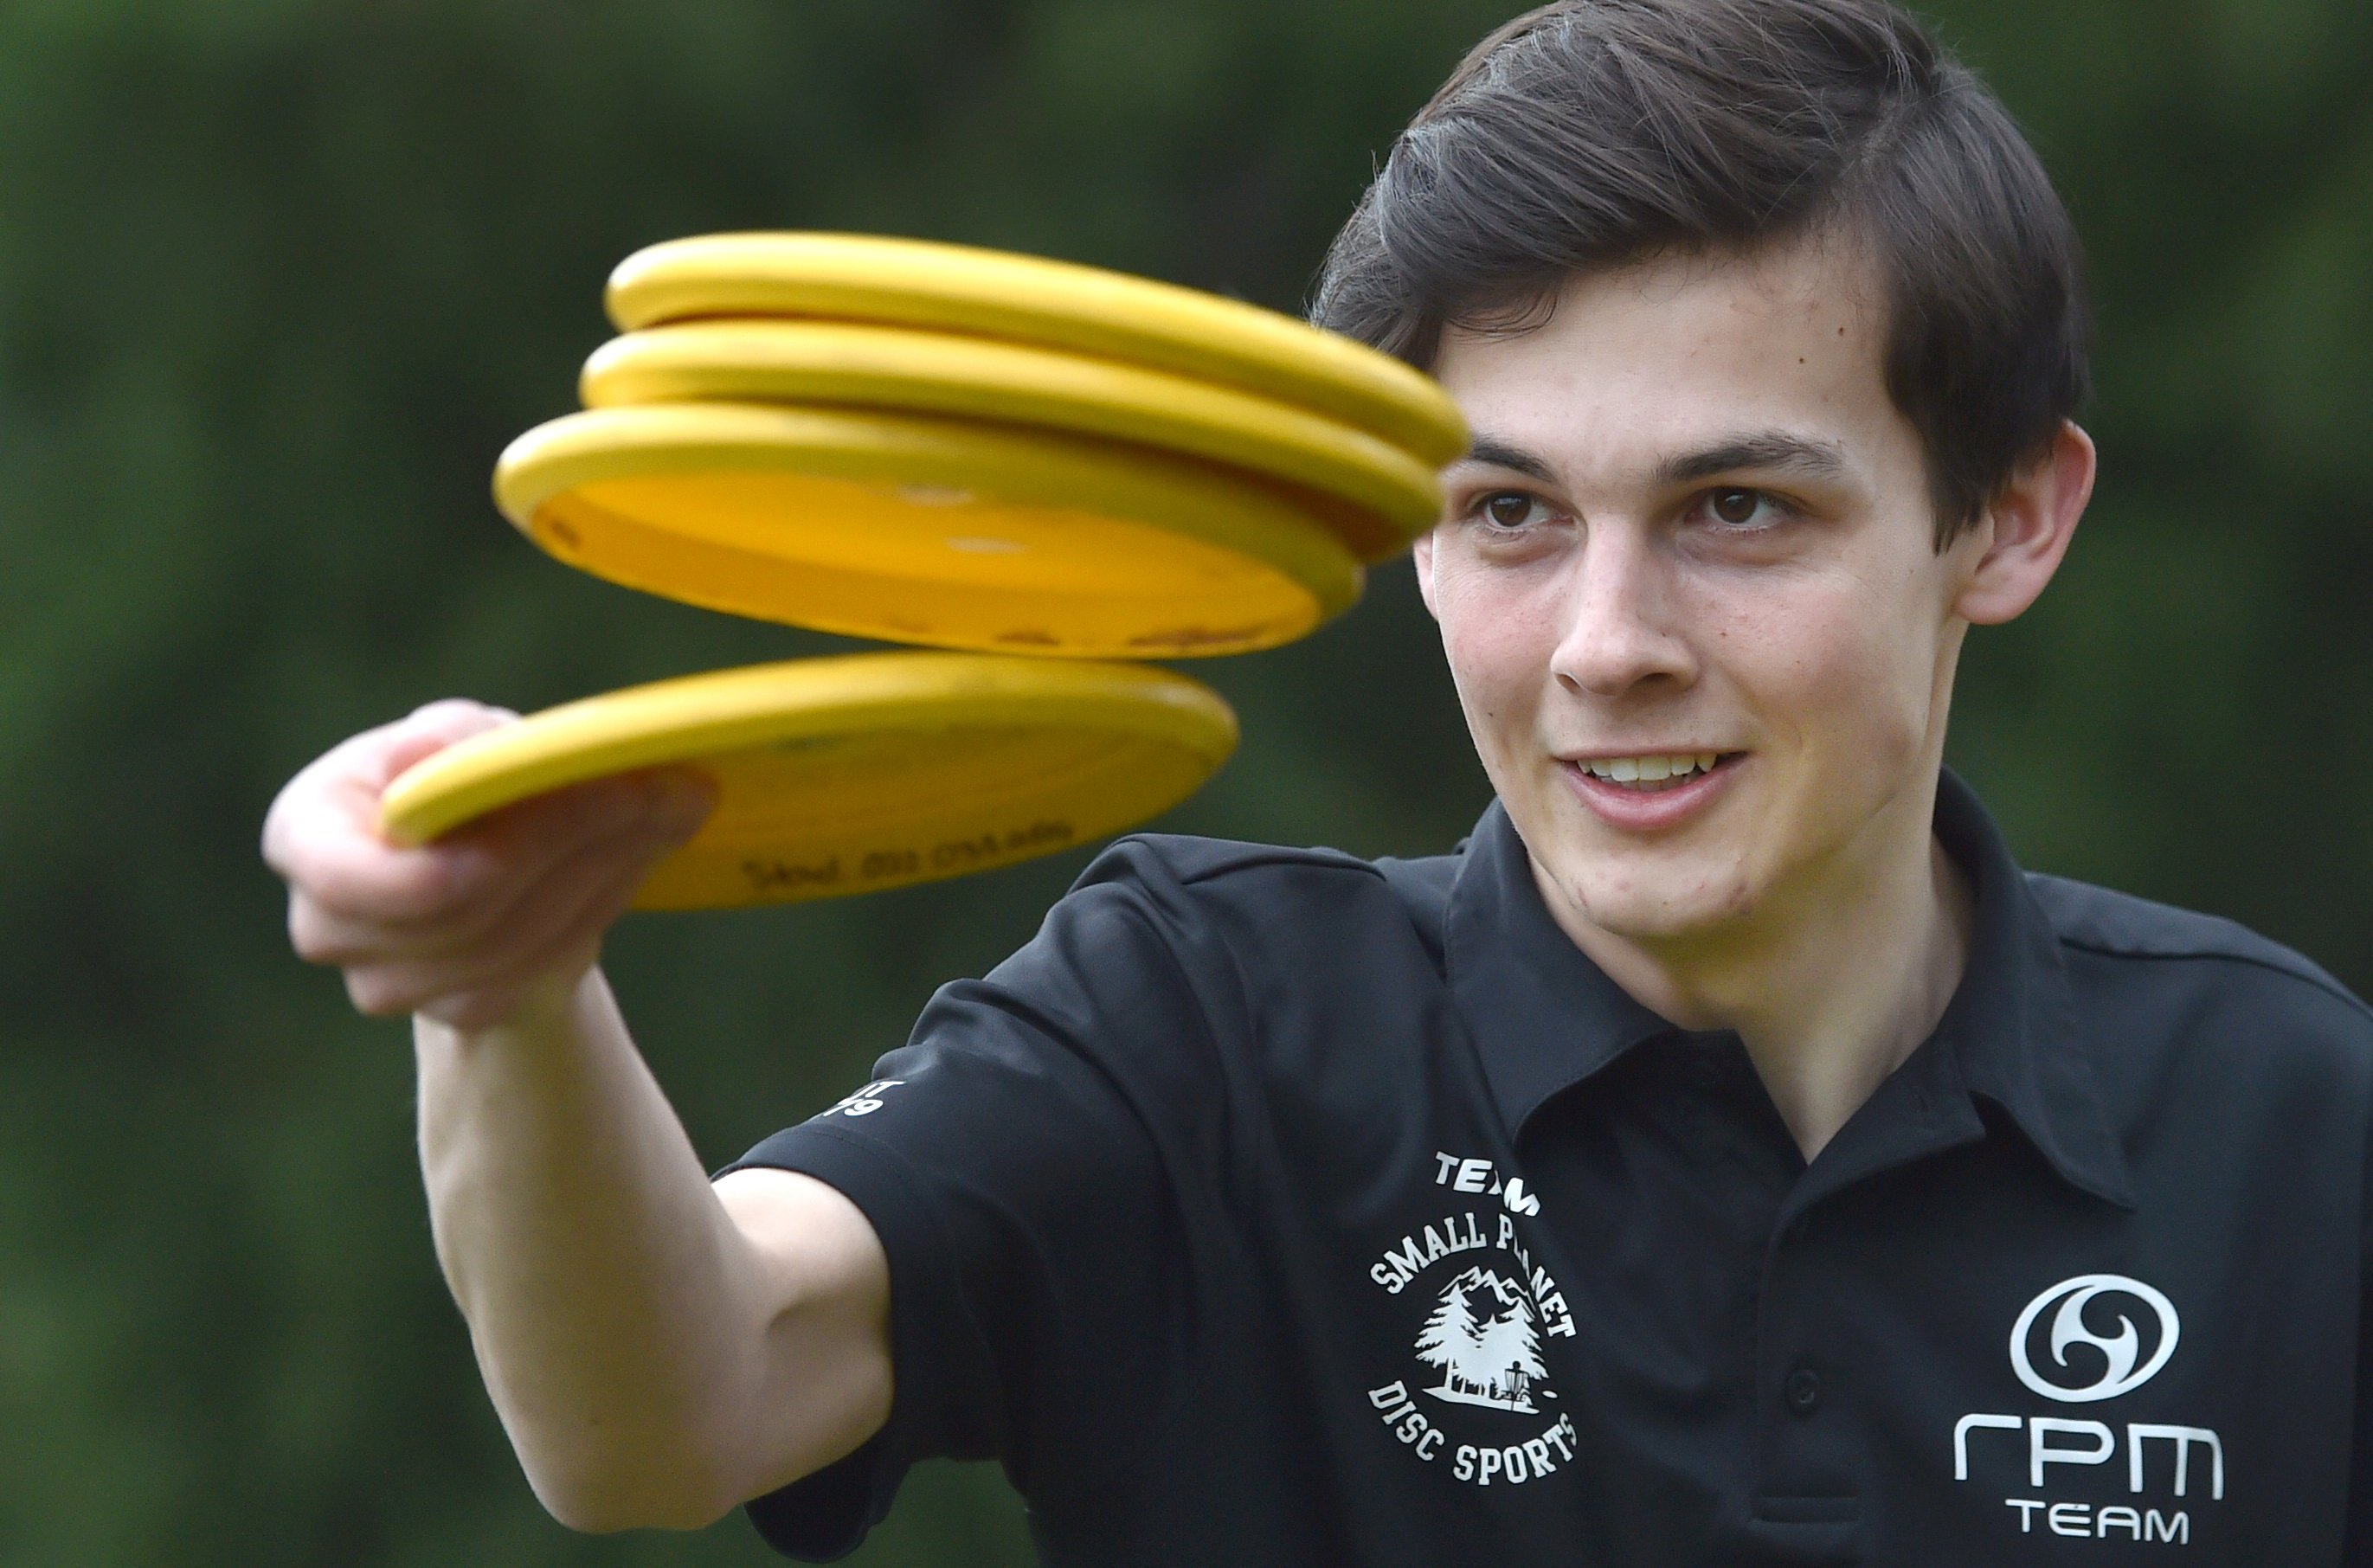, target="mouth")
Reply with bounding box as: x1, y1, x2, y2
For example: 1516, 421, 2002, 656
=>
1566, 751, 1741, 793
1556, 749, 1746, 830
